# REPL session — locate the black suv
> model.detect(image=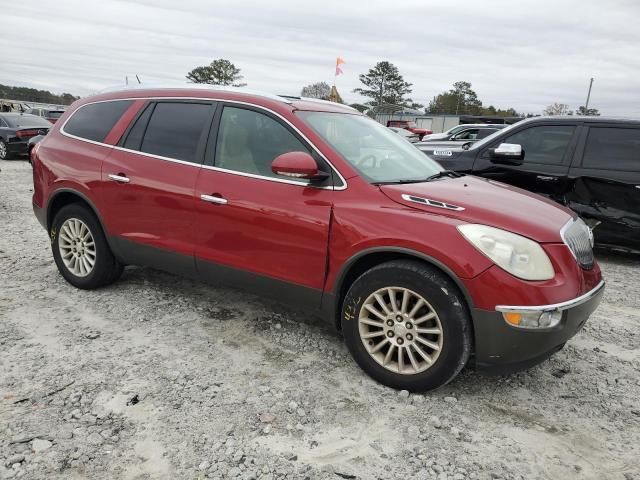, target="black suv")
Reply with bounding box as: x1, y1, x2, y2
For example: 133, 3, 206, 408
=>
418, 117, 640, 252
